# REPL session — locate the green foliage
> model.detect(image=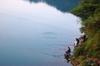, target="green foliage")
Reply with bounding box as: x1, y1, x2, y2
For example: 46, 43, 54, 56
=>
74, 45, 85, 57
71, 0, 100, 20
88, 50, 97, 57
72, 4, 97, 20
85, 38, 93, 50
71, 0, 100, 65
